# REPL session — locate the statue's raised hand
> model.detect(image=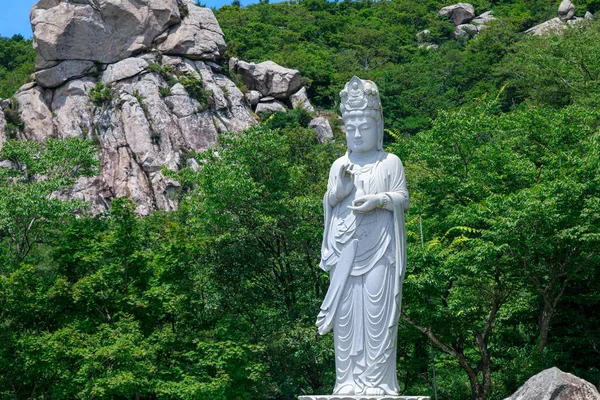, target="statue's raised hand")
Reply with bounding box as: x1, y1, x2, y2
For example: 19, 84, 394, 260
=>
329, 163, 354, 205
